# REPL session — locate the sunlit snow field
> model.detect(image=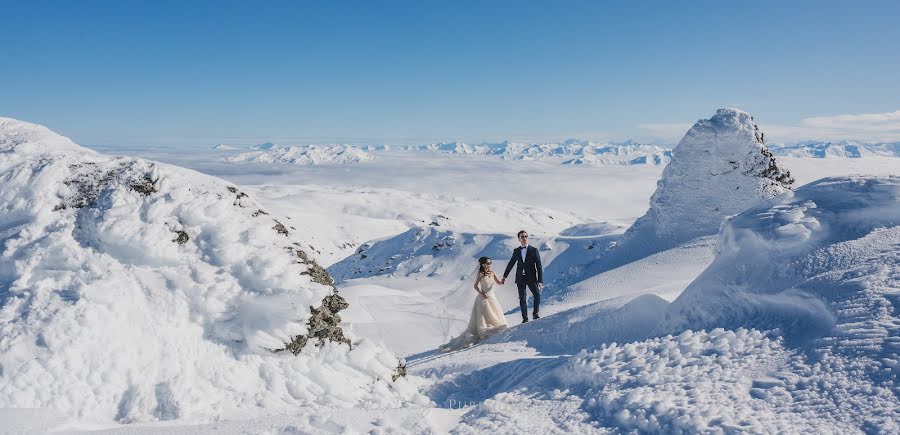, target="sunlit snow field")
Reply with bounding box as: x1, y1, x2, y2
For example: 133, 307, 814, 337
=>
6, 138, 897, 434
89, 145, 899, 357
